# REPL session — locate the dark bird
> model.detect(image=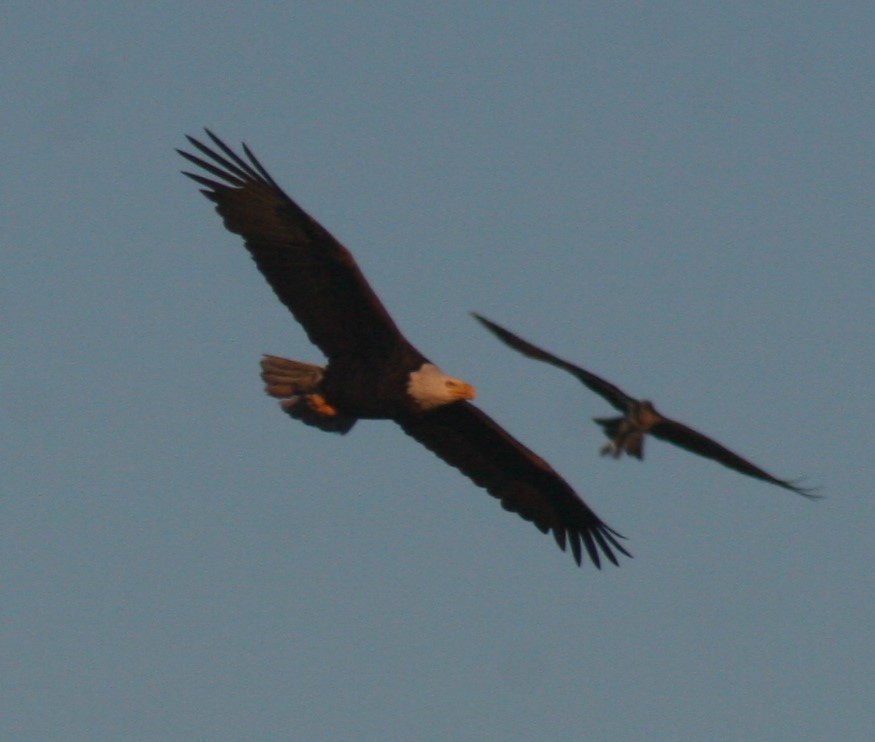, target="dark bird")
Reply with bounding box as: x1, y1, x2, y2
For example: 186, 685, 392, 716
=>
178, 130, 630, 568
473, 313, 818, 499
